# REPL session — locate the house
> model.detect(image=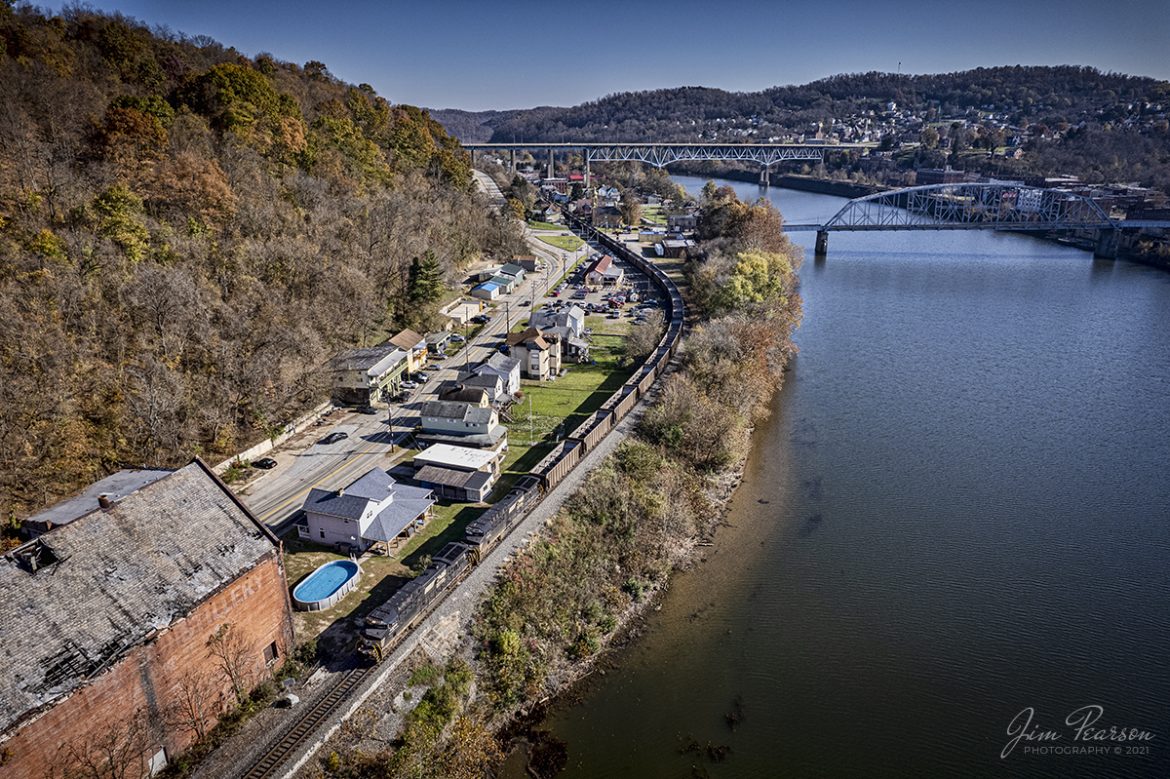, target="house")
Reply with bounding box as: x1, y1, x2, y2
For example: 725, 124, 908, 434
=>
330, 345, 408, 406
471, 281, 501, 301
667, 212, 697, 231
498, 262, 527, 282
530, 303, 585, 338
419, 400, 507, 448
302, 468, 434, 554
426, 331, 453, 355
586, 255, 625, 286
513, 254, 540, 272
438, 384, 491, 405
570, 200, 593, 218
597, 185, 620, 203
593, 205, 623, 228
461, 372, 504, 403
530, 203, 561, 223
412, 444, 503, 502
507, 326, 562, 380
0, 460, 294, 779
388, 329, 428, 372
473, 352, 521, 397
